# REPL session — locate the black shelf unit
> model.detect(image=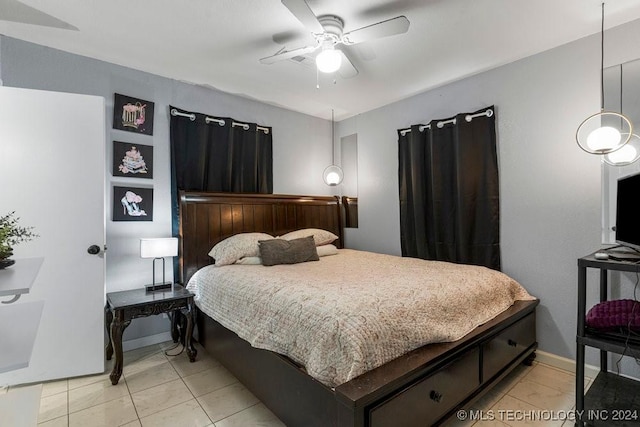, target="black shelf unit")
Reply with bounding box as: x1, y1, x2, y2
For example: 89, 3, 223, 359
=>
576, 252, 640, 427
